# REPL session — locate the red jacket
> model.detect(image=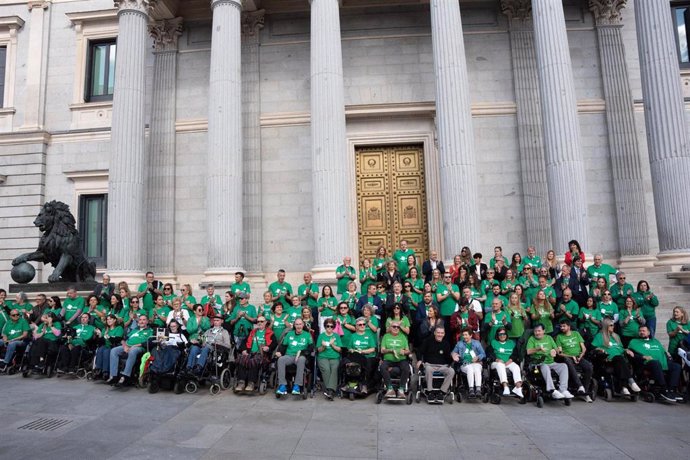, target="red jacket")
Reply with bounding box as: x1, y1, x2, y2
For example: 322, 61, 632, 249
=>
244, 327, 275, 352
450, 310, 480, 343
564, 251, 586, 266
